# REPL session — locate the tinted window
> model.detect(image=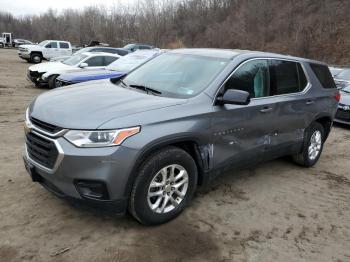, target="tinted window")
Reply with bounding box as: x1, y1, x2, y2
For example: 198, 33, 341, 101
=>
139, 45, 152, 50
104, 56, 118, 65
311, 64, 340, 88
59, 42, 69, 49
46, 41, 57, 48
225, 60, 269, 98
115, 49, 129, 56
85, 56, 105, 66
269, 60, 301, 95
